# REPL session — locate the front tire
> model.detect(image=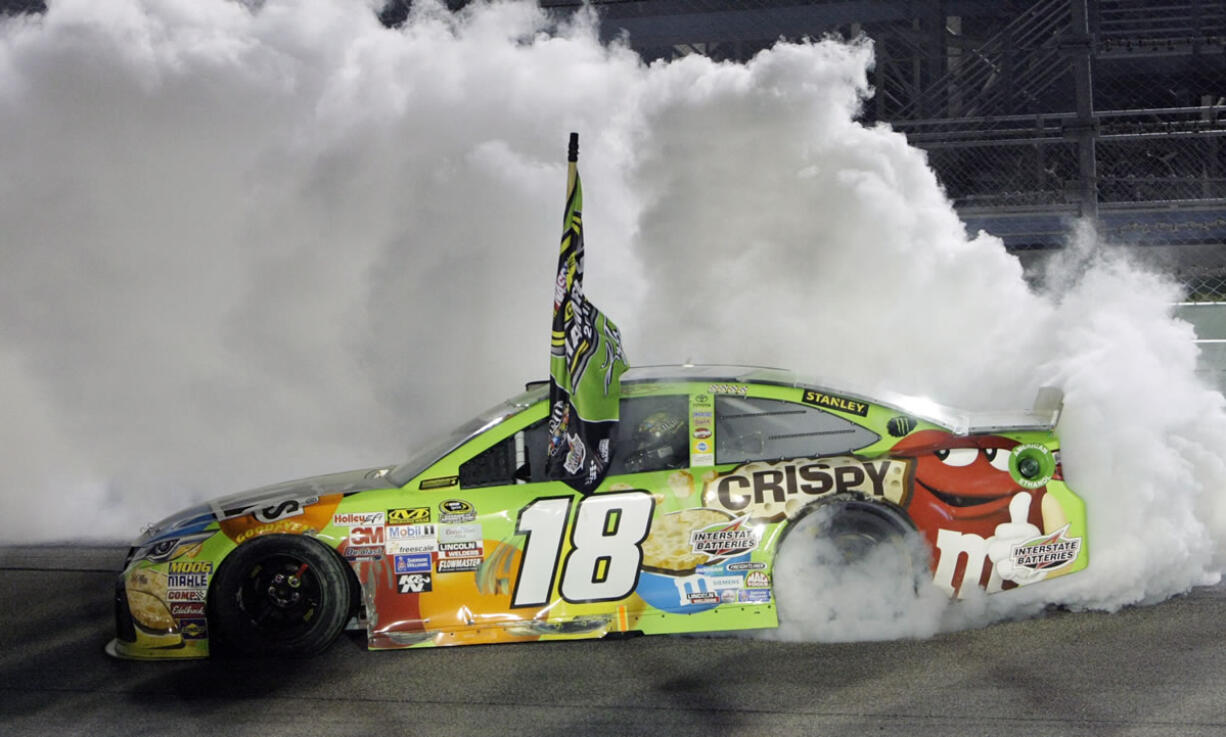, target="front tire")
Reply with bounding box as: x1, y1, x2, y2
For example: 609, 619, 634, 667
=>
208, 535, 352, 657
